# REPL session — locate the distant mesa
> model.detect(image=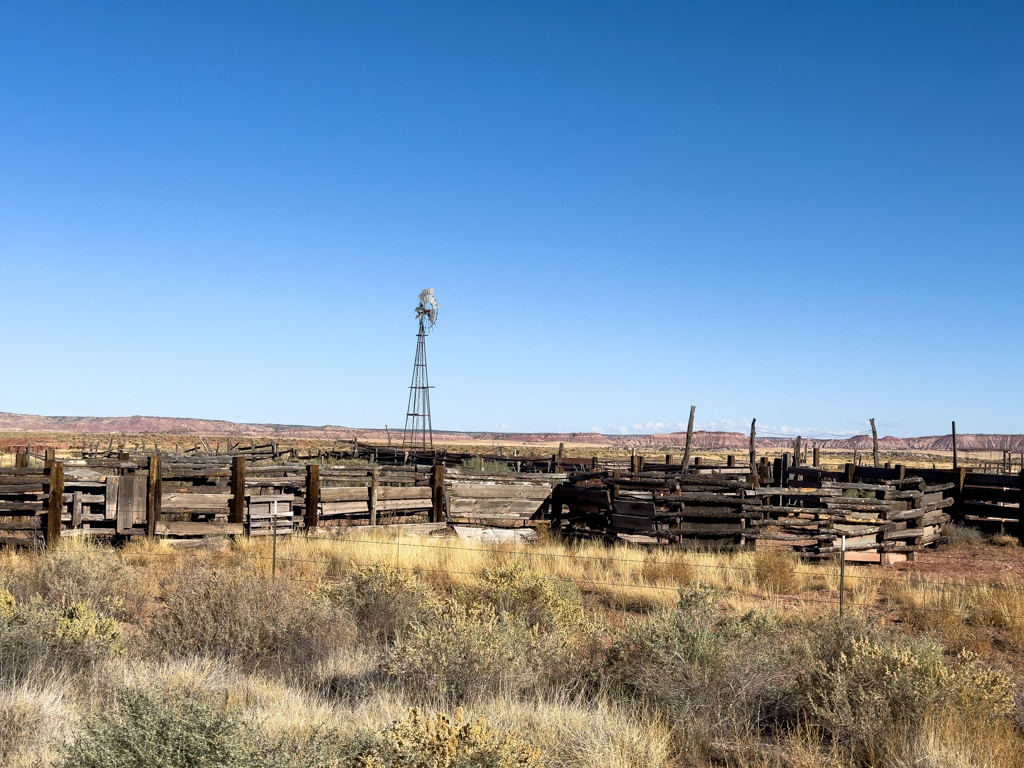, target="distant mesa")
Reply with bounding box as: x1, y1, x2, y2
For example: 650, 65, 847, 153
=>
1, 412, 1022, 452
